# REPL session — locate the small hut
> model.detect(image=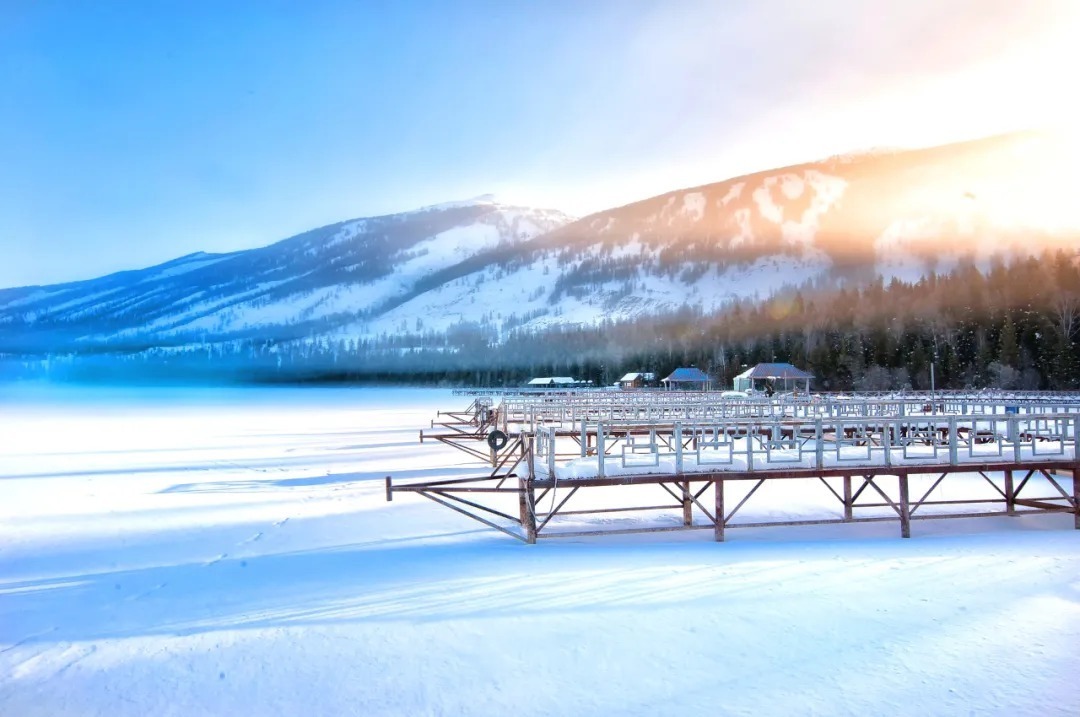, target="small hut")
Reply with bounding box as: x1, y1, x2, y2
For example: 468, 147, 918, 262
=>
661, 367, 712, 391
733, 363, 813, 395
618, 372, 656, 390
